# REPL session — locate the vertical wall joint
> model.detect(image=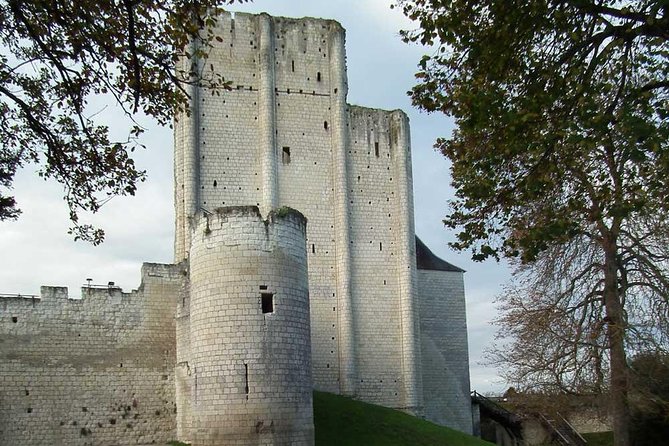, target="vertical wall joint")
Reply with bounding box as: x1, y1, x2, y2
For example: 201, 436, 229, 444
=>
329, 23, 357, 397
258, 14, 279, 215
392, 110, 423, 415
